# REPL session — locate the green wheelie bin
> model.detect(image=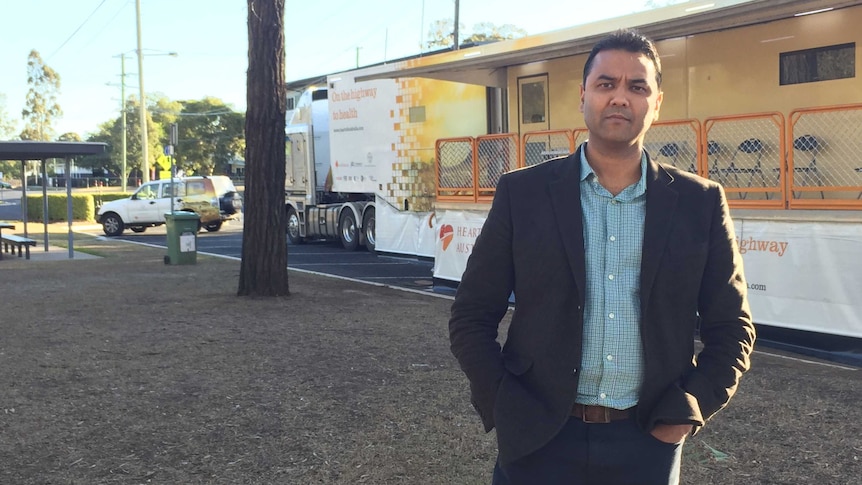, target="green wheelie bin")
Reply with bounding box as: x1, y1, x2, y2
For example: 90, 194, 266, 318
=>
164, 211, 200, 265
